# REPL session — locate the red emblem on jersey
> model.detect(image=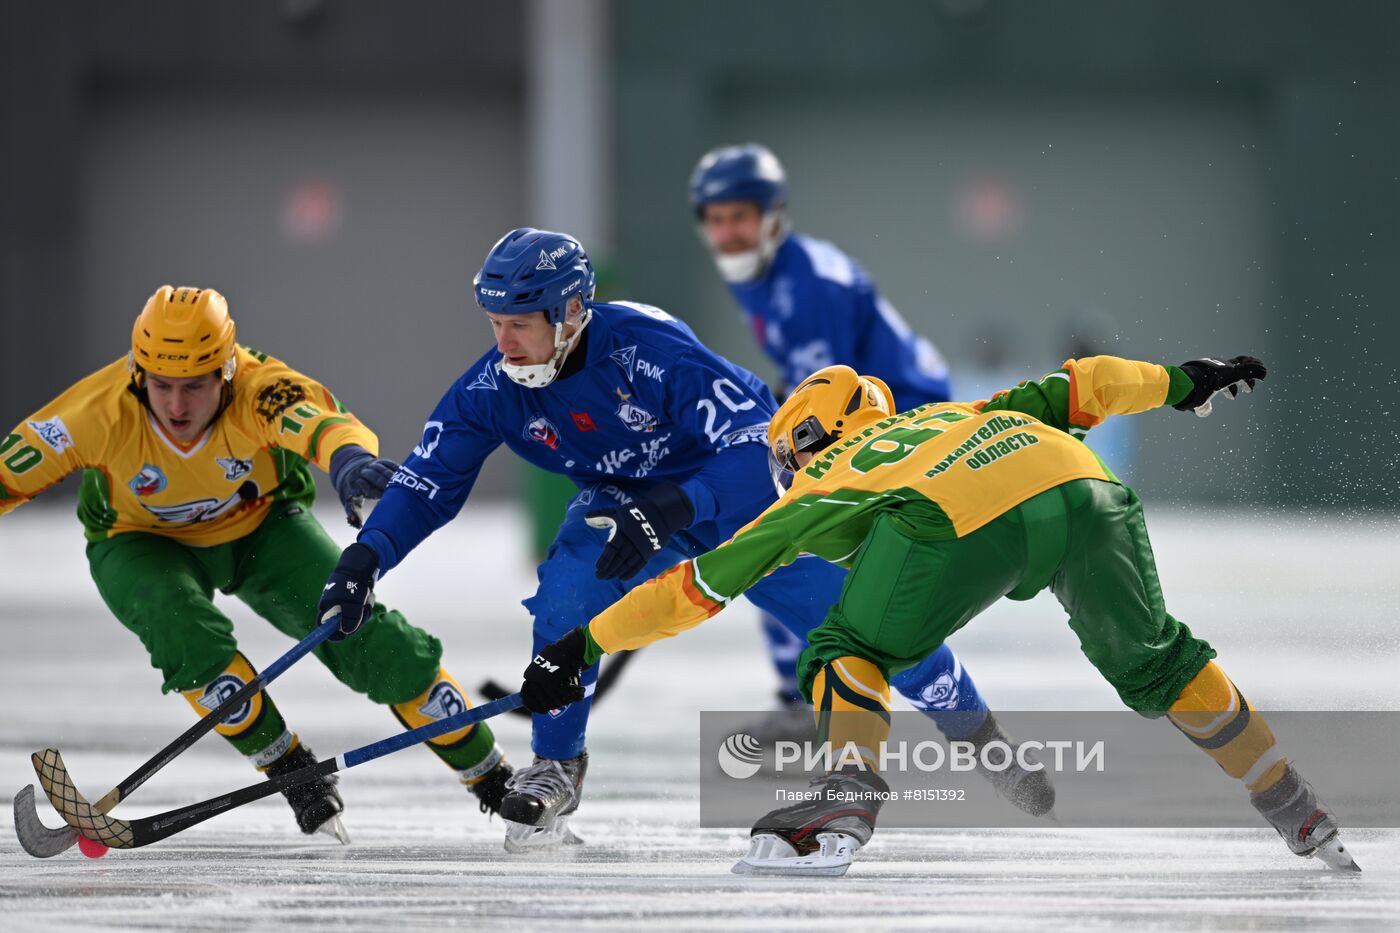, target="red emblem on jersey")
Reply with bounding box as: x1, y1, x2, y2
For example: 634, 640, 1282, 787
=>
571, 412, 597, 432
